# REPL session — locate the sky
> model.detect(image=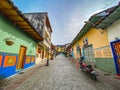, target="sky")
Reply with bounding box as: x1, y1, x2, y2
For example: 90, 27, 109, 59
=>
12, 0, 120, 45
